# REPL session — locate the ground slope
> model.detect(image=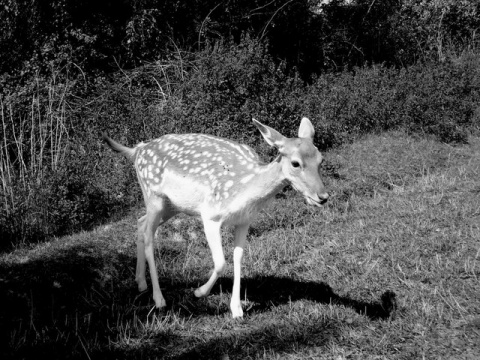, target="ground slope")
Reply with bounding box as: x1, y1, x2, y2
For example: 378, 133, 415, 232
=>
1, 132, 479, 359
